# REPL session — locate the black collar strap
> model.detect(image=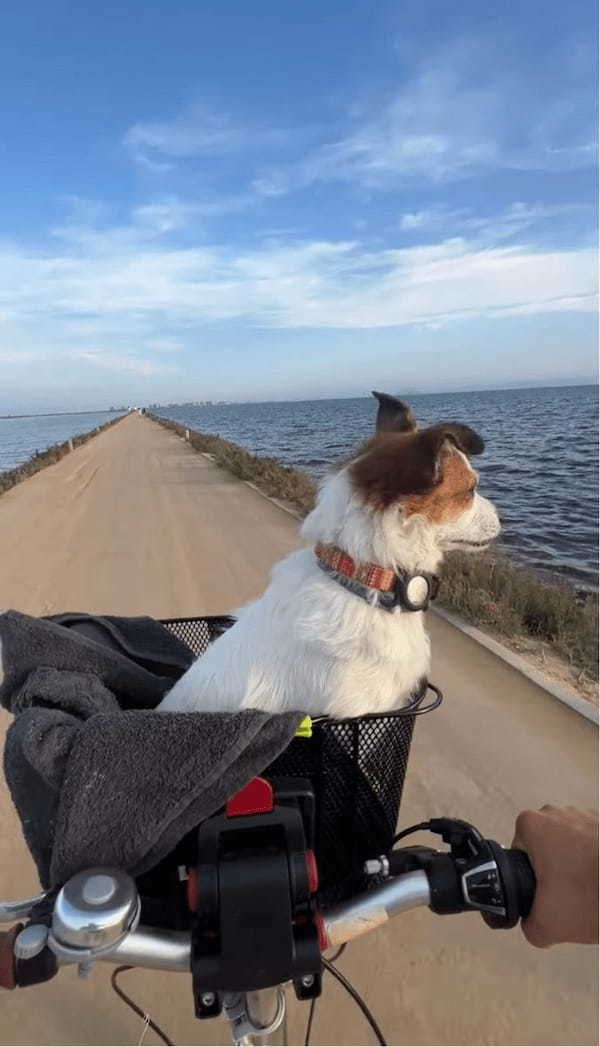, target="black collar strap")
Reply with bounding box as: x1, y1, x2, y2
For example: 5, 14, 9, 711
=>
316, 557, 440, 613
